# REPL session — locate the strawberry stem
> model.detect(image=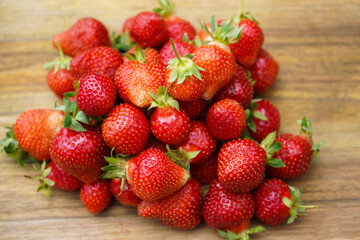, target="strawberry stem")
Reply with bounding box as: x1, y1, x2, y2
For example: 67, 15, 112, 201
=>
170, 38, 185, 66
